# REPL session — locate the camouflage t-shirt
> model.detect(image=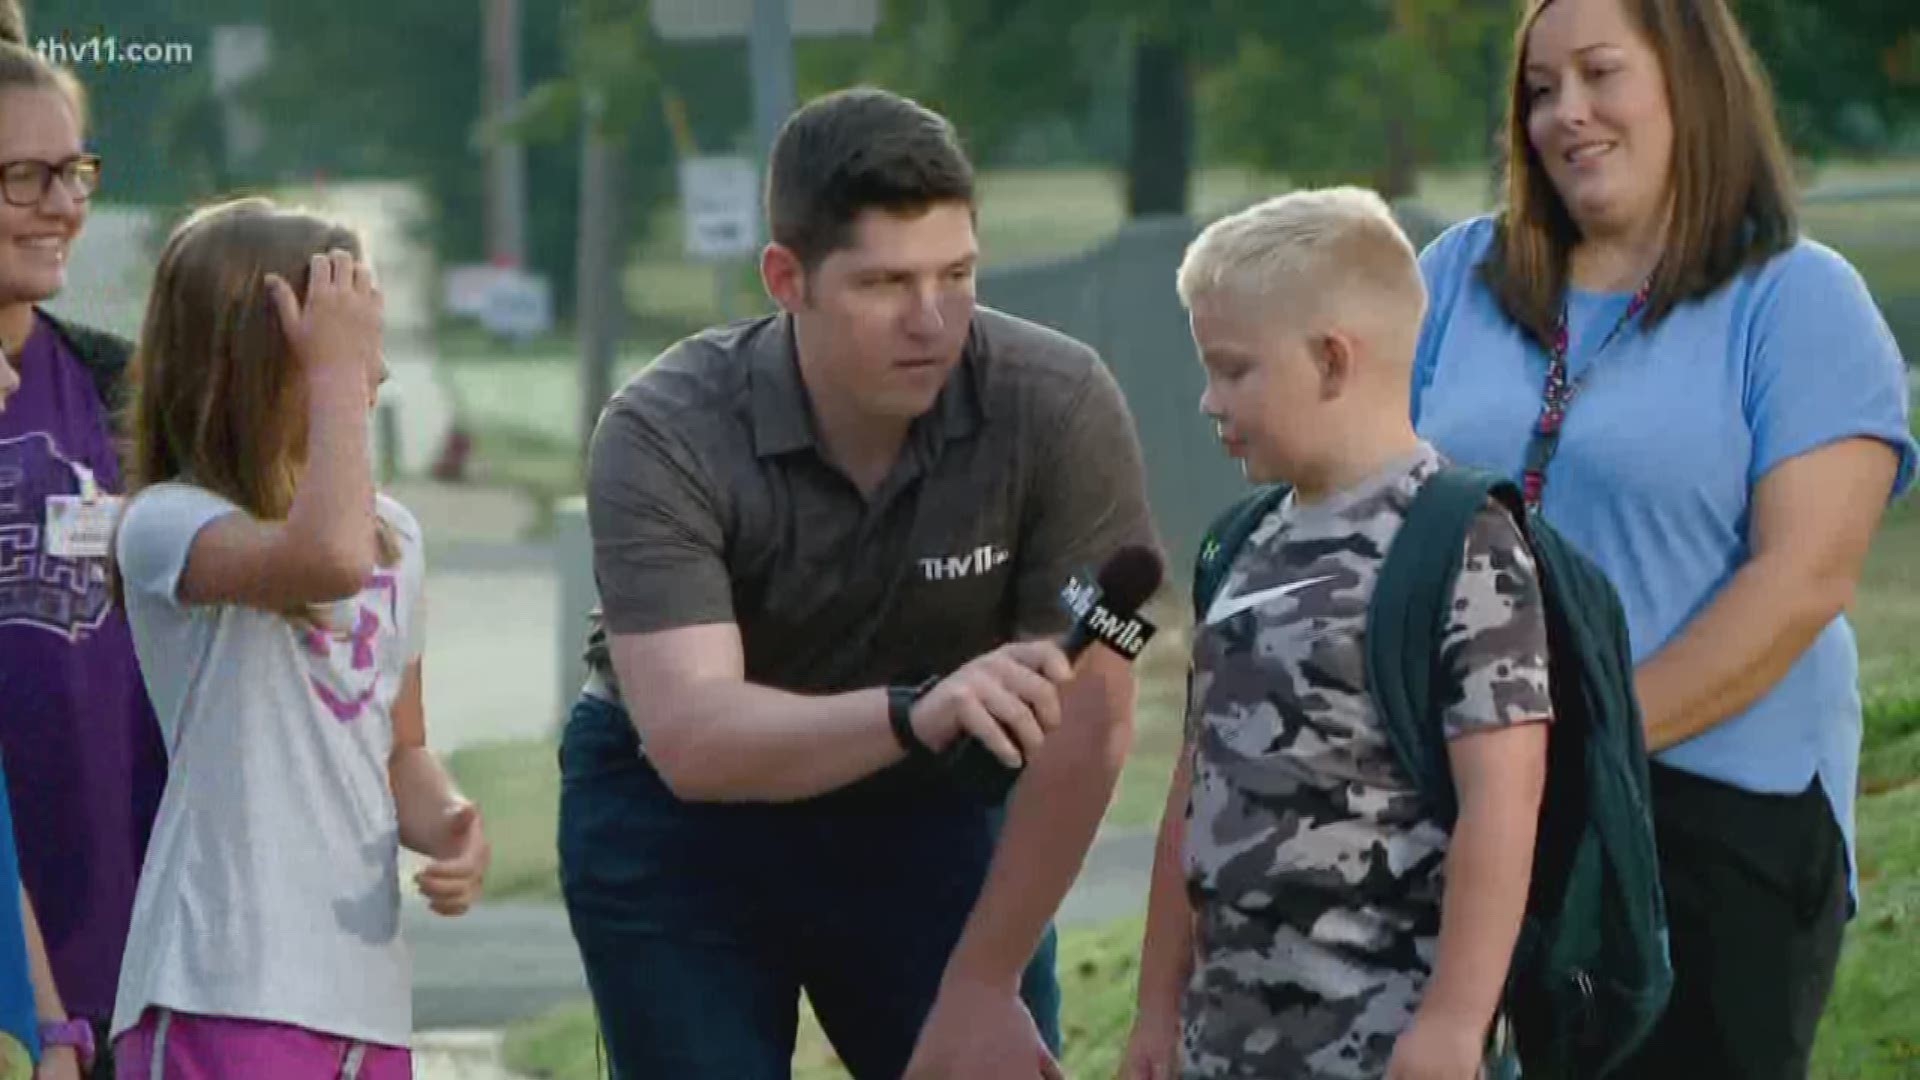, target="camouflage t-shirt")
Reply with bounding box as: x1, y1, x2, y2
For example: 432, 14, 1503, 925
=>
1180, 444, 1552, 1080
